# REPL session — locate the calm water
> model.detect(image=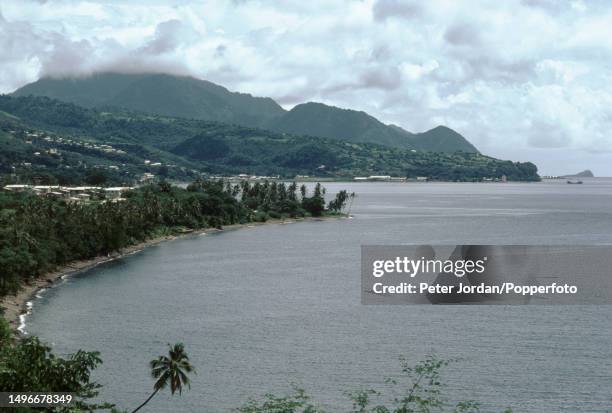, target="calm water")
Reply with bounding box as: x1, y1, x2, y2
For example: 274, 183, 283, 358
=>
26, 180, 612, 412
